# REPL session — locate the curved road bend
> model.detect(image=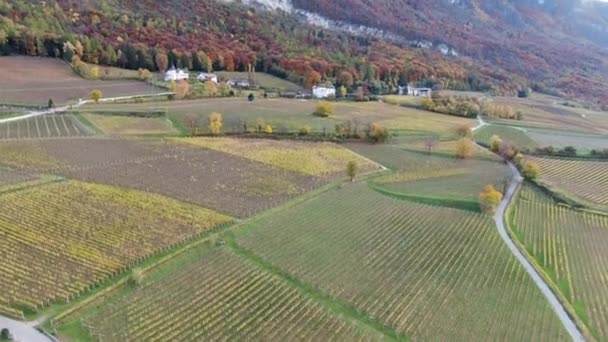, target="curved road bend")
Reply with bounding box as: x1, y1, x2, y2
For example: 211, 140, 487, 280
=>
496, 163, 585, 341
0, 315, 52, 342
